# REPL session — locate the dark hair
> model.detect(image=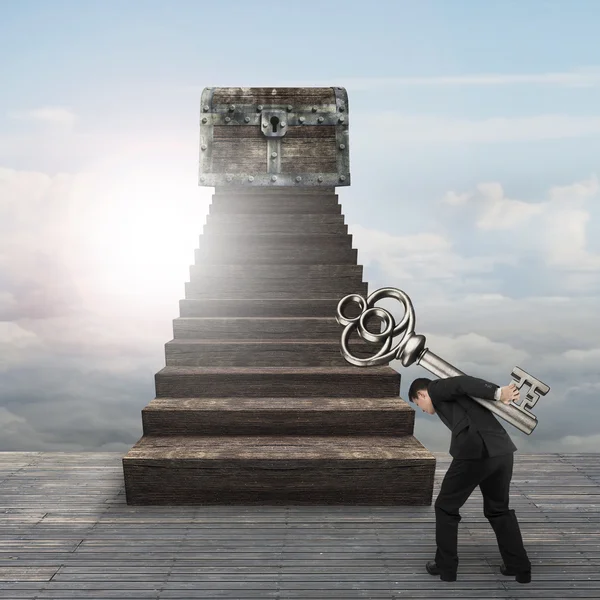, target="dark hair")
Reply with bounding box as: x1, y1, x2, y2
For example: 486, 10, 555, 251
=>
408, 377, 432, 403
